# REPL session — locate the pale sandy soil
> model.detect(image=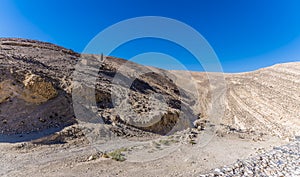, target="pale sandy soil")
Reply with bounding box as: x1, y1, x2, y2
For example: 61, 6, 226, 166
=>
0, 131, 287, 177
